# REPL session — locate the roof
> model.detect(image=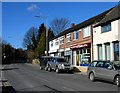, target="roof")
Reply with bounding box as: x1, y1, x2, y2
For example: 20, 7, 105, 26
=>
95, 4, 120, 27
51, 7, 113, 40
